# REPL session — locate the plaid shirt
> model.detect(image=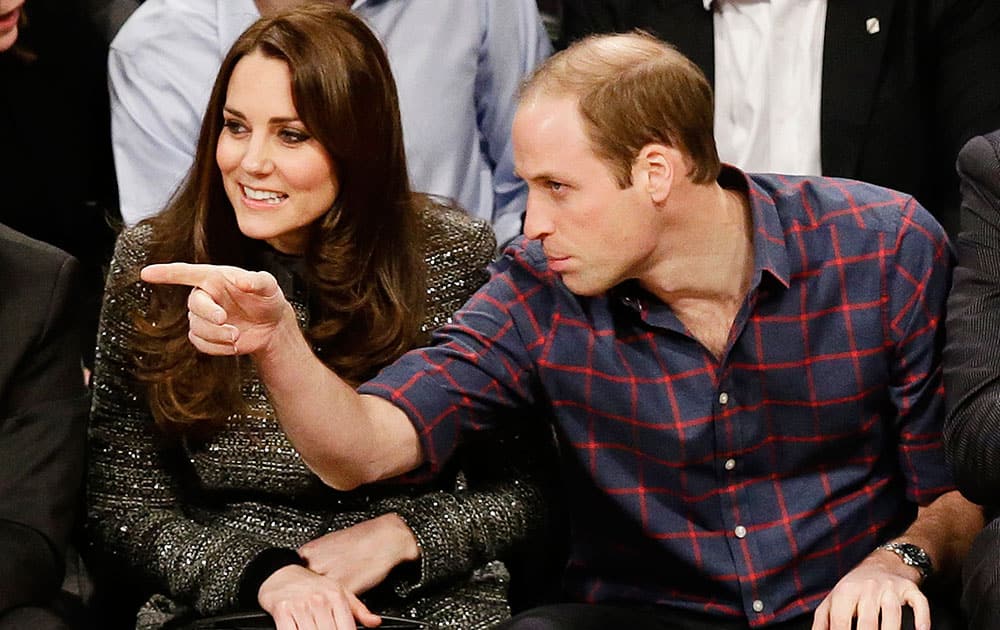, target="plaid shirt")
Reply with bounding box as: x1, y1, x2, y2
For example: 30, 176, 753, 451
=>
361, 168, 955, 626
